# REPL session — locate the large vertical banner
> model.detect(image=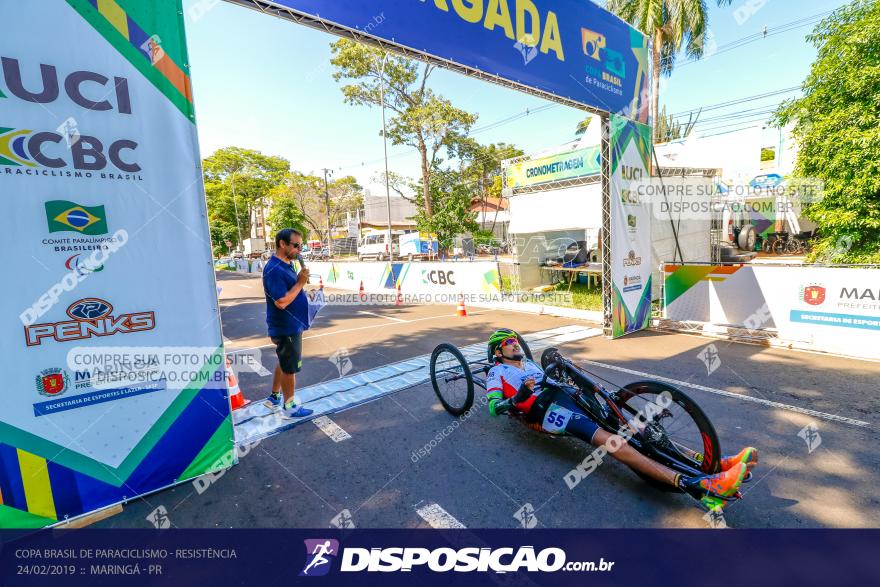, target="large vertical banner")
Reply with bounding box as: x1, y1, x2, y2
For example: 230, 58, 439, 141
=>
0, 0, 232, 528
609, 114, 653, 337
